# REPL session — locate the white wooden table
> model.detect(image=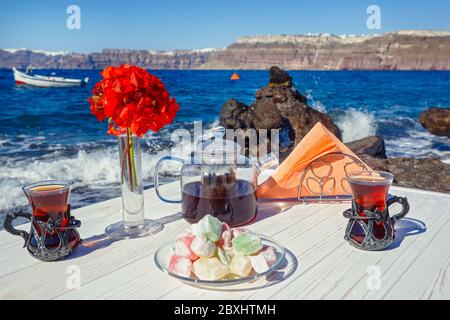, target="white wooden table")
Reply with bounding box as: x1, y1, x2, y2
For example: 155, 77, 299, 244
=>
0, 182, 449, 300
